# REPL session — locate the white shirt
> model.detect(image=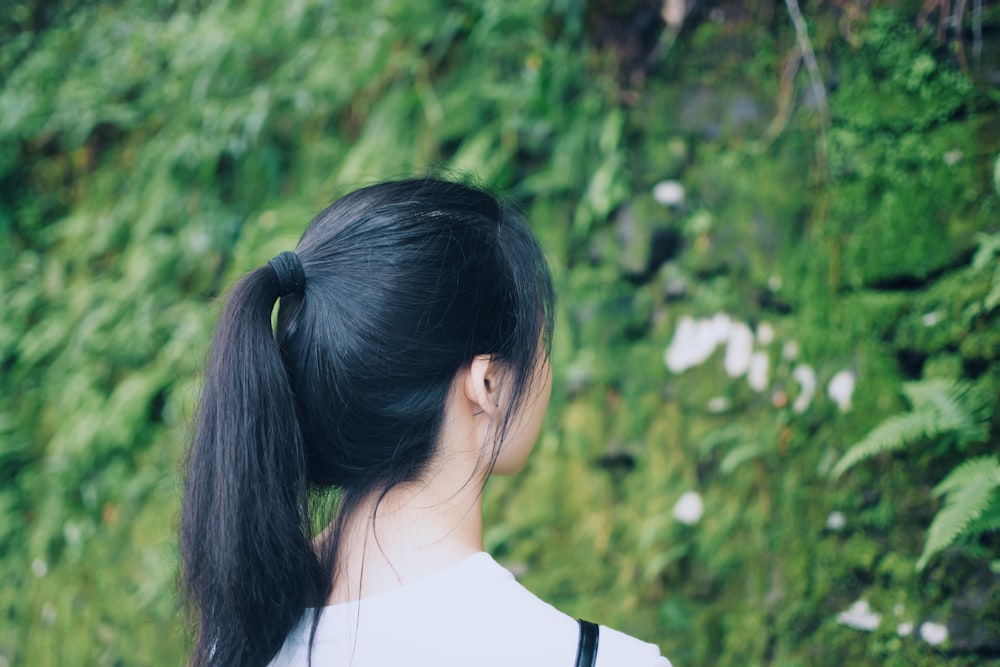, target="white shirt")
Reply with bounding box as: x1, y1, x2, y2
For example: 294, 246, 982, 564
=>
269, 552, 672, 666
